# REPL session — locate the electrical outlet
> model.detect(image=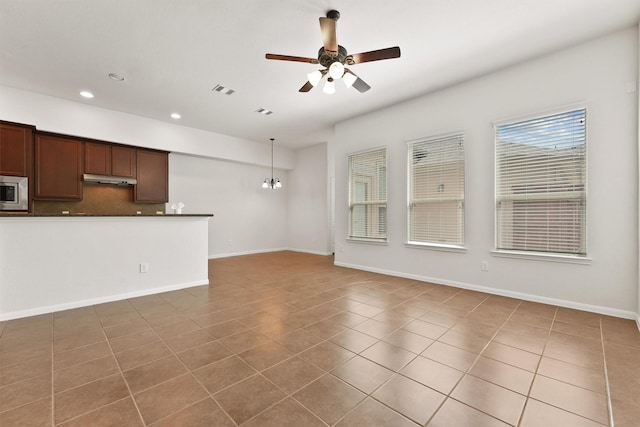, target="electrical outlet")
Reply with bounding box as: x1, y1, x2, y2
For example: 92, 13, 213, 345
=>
481, 261, 489, 271
140, 263, 149, 273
